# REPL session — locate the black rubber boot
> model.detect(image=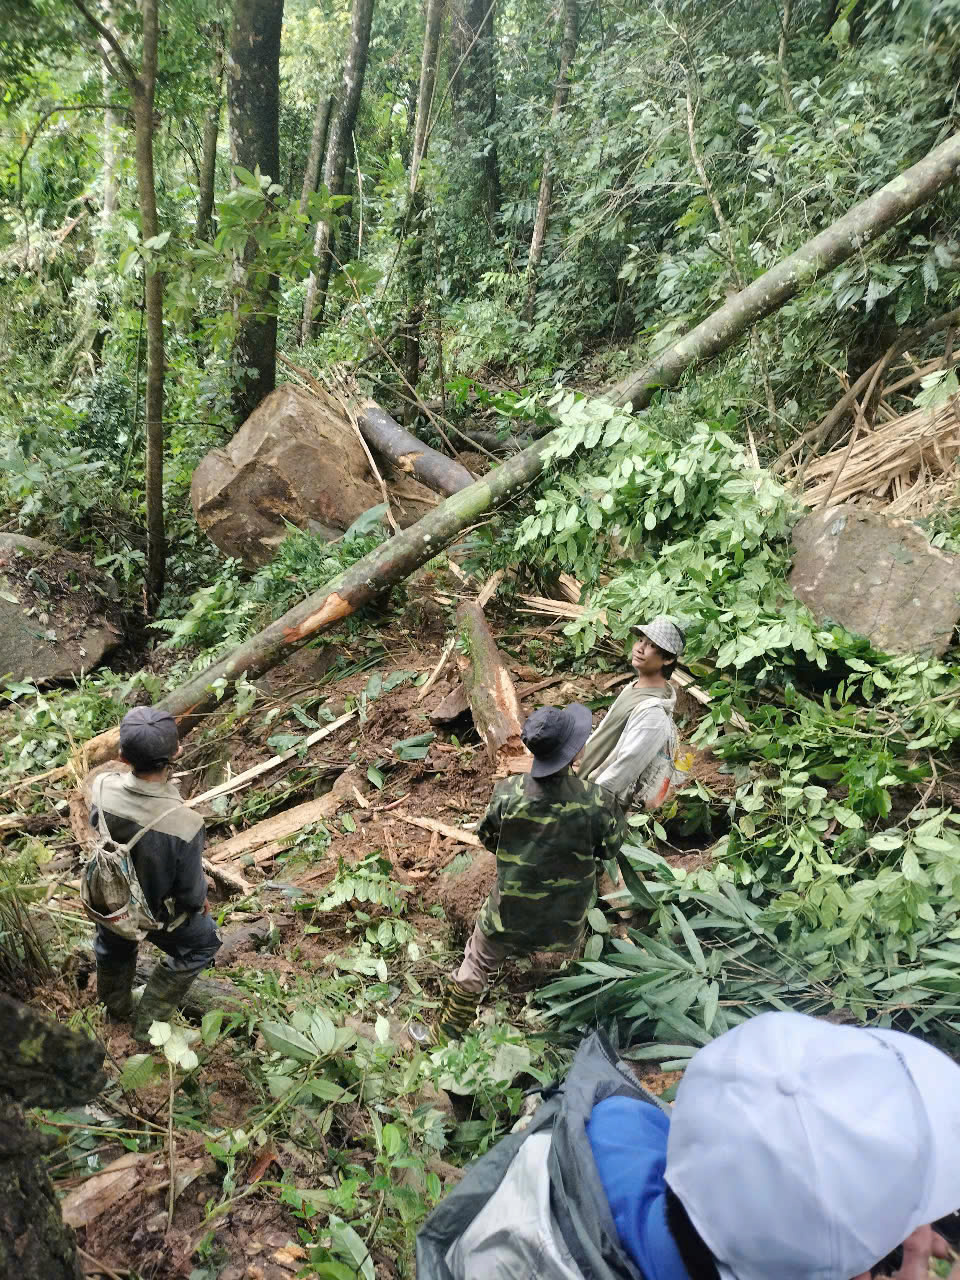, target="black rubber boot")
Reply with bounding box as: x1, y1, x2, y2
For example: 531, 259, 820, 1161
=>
133, 966, 199, 1044
96, 955, 139, 1022
433, 979, 479, 1044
